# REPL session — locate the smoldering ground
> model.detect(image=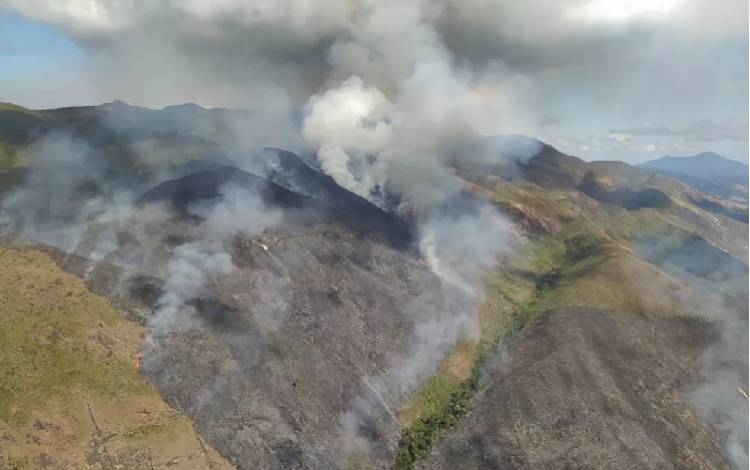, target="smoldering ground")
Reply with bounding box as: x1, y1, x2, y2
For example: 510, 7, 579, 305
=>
633, 234, 749, 469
